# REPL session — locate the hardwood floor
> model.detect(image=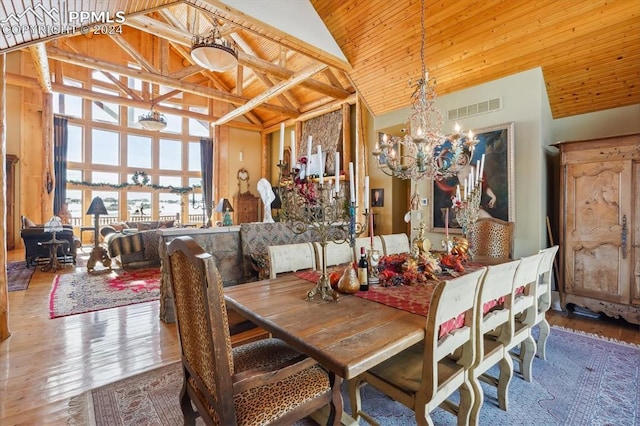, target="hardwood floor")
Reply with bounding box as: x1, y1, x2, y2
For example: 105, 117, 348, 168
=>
1, 248, 638, 425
